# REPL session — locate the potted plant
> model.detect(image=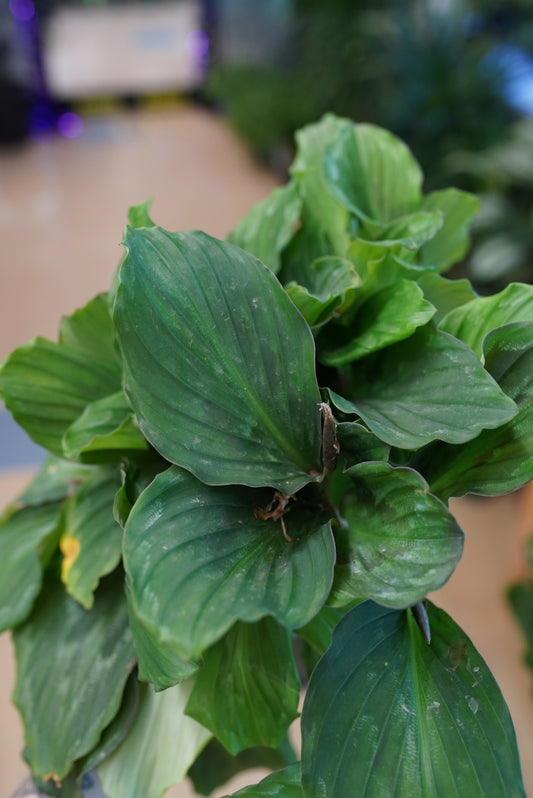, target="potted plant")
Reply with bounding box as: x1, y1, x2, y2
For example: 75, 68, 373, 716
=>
1, 114, 532, 797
